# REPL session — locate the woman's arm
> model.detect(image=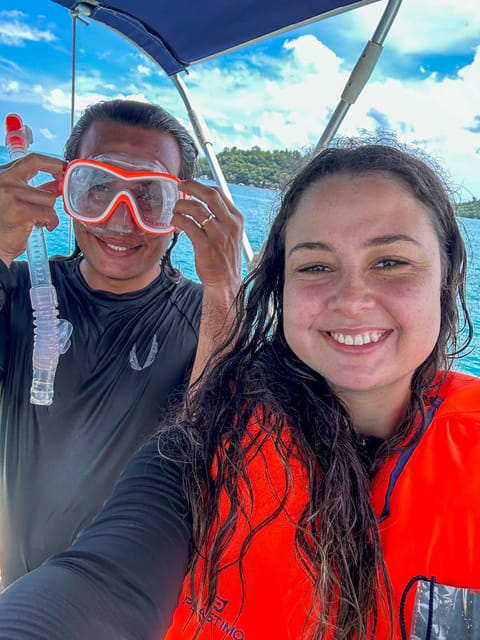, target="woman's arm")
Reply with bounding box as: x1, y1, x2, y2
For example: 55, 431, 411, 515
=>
0, 438, 191, 640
